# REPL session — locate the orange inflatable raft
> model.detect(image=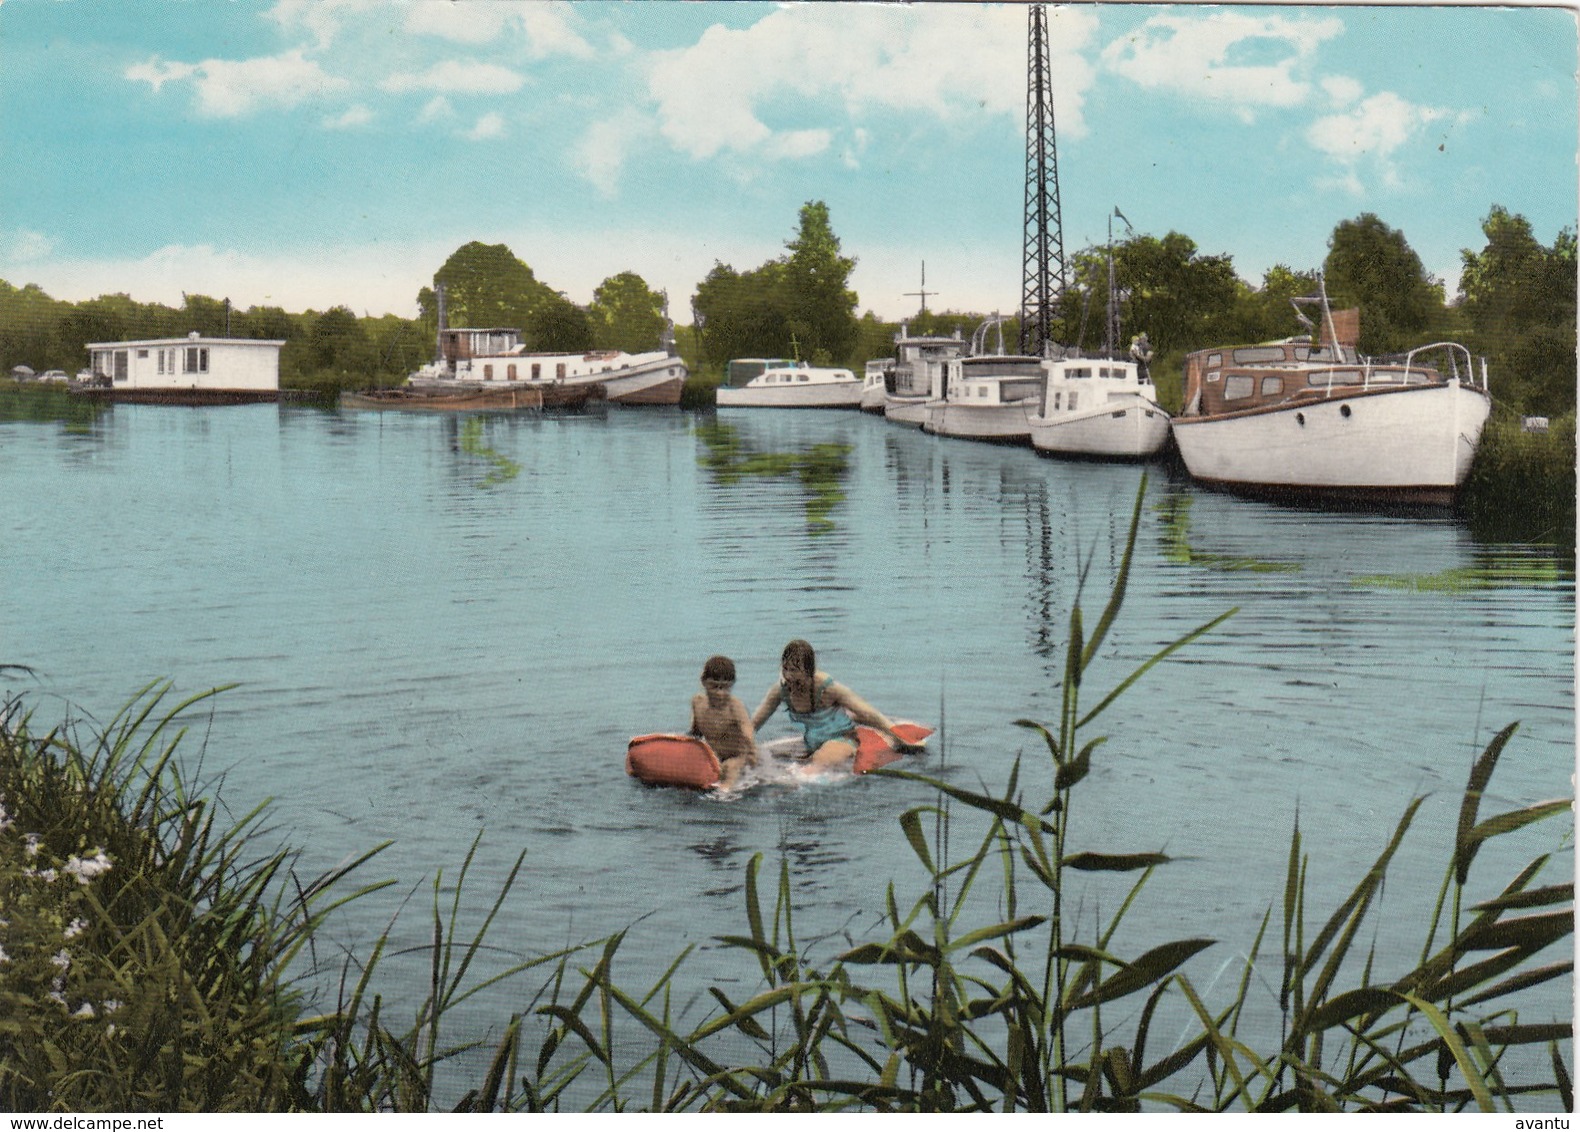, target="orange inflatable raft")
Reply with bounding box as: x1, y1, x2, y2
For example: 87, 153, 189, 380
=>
625, 721, 934, 789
